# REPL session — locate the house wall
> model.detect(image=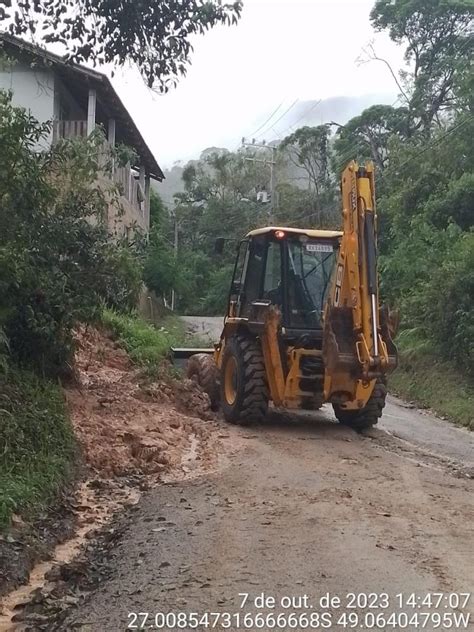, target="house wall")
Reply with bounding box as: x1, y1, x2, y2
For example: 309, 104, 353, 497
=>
97, 174, 149, 238
0, 59, 152, 238
109, 196, 149, 237
0, 62, 55, 145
